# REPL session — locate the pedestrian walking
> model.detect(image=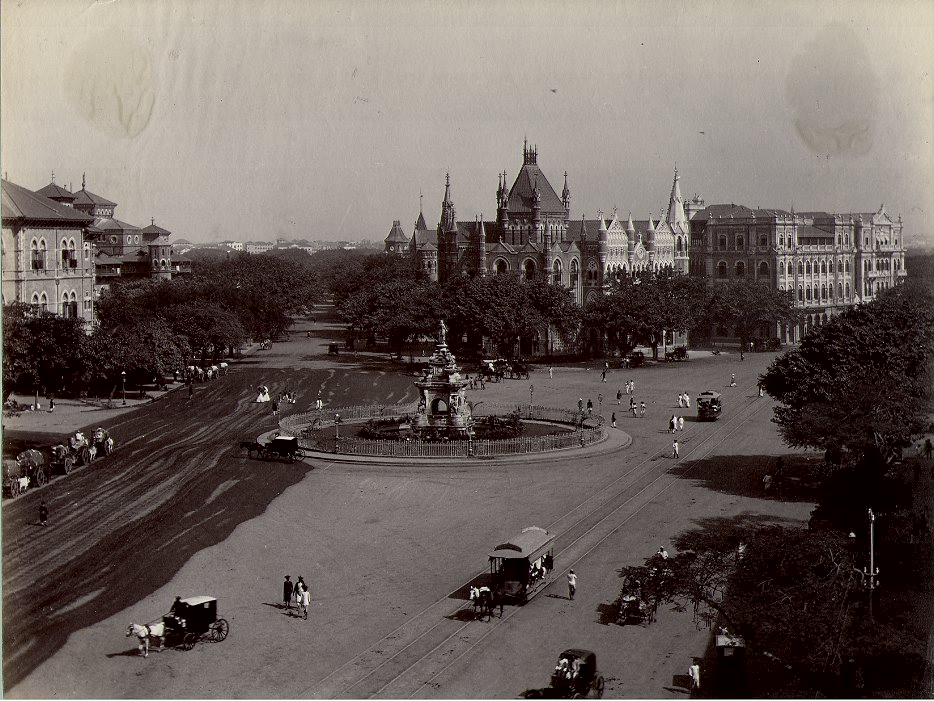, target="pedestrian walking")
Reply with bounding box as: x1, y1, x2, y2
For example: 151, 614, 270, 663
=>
630, 398, 637, 417
586, 399, 593, 415
567, 569, 577, 600
925, 438, 933, 461
678, 393, 684, 408
611, 412, 617, 428
669, 415, 677, 433
672, 439, 680, 459
684, 392, 690, 408
758, 385, 764, 397
282, 575, 294, 611
625, 380, 632, 395
188, 383, 194, 401
601, 368, 607, 383
678, 416, 685, 431
578, 398, 584, 412
689, 661, 701, 692
549, 366, 554, 379
39, 500, 49, 526
730, 373, 736, 387
296, 577, 309, 619
616, 389, 622, 405
639, 401, 646, 417
272, 399, 280, 416
630, 379, 636, 394
763, 473, 773, 493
